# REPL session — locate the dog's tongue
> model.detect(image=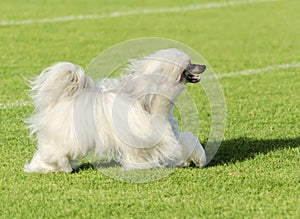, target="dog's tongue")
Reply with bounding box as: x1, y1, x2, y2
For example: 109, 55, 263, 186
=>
190, 75, 200, 83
